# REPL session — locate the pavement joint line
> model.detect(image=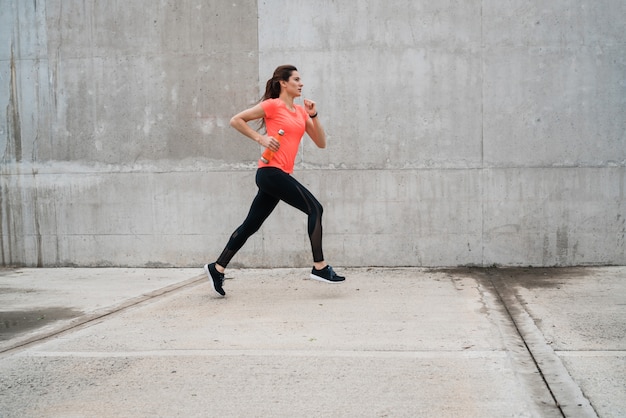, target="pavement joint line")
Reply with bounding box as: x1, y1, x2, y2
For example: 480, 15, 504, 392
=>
475, 275, 564, 417
0, 273, 207, 357
19, 349, 511, 359
489, 275, 598, 418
